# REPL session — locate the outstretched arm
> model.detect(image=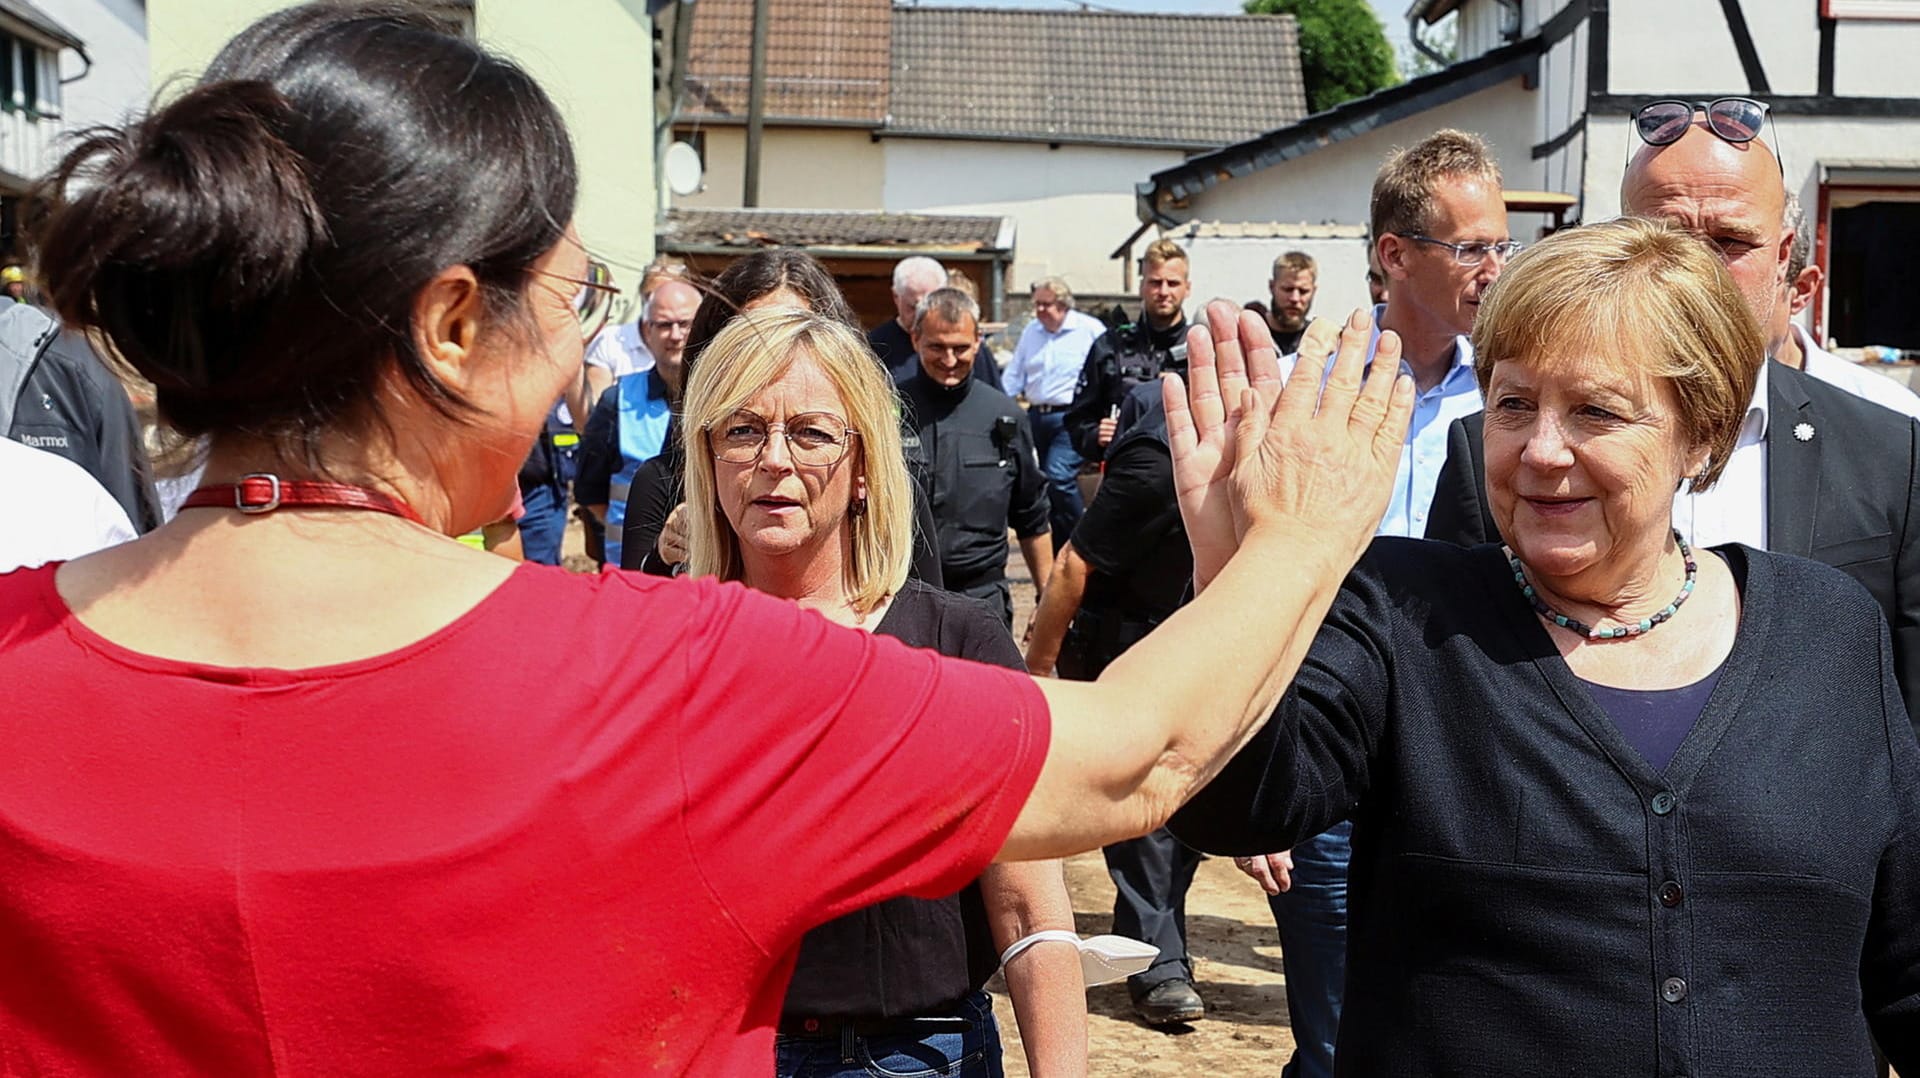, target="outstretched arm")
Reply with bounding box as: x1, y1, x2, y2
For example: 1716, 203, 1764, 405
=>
1000, 306, 1413, 861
